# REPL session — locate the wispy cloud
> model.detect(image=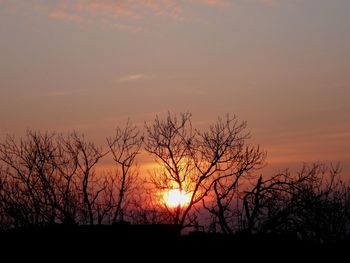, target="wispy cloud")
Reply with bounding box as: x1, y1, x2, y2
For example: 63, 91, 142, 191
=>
196, 0, 231, 6
118, 74, 152, 83
46, 0, 237, 31
50, 11, 83, 23
45, 0, 186, 32
1, 0, 273, 32
52, 0, 184, 20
